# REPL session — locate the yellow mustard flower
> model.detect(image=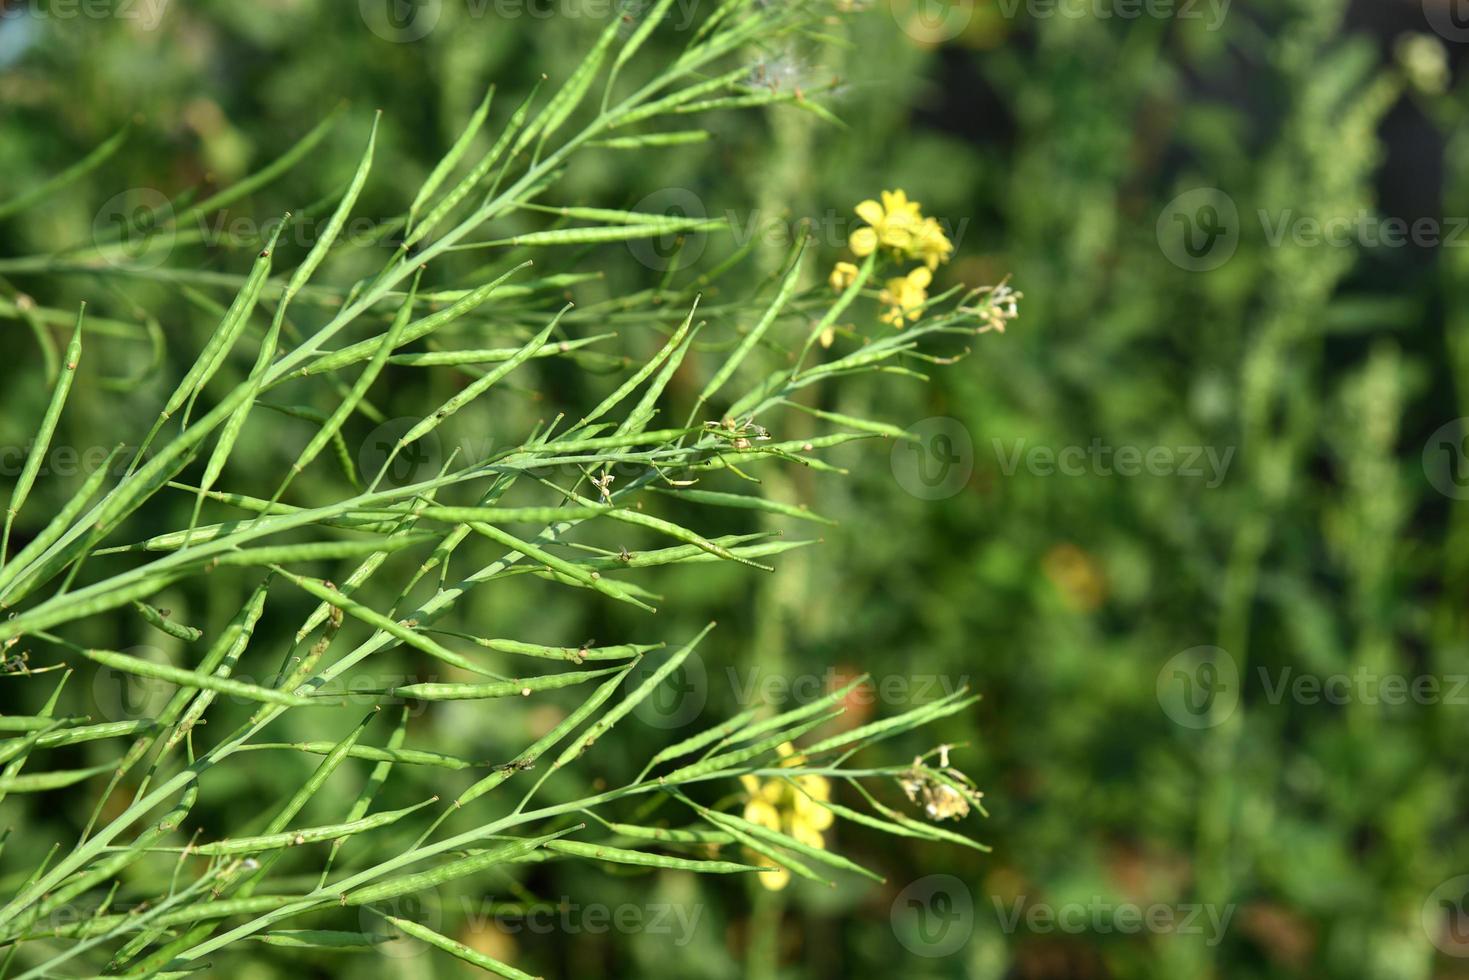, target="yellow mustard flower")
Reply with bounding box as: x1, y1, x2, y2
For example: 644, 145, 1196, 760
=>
914, 216, 954, 270
846, 188, 955, 280
879, 188, 923, 223
739, 741, 834, 891
879, 266, 932, 328
829, 260, 860, 292
850, 189, 922, 257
